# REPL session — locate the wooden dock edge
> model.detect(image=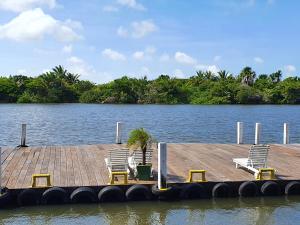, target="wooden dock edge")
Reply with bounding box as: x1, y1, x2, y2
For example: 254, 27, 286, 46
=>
1, 179, 300, 208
